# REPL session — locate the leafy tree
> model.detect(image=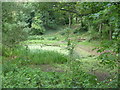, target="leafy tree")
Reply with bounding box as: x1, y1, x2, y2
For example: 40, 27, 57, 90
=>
30, 13, 45, 35
2, 2, 31, 56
